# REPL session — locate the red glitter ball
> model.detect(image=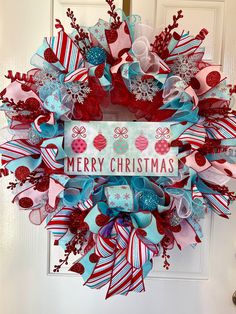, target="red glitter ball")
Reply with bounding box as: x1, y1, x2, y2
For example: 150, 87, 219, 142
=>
95, 214, 110, 227
19, 197, 33, 208
25, 97, 40, 110
89, 253, 100, 263
80, 222, 89, 232
36, 179, 49, 192
15, 166, 30, 181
